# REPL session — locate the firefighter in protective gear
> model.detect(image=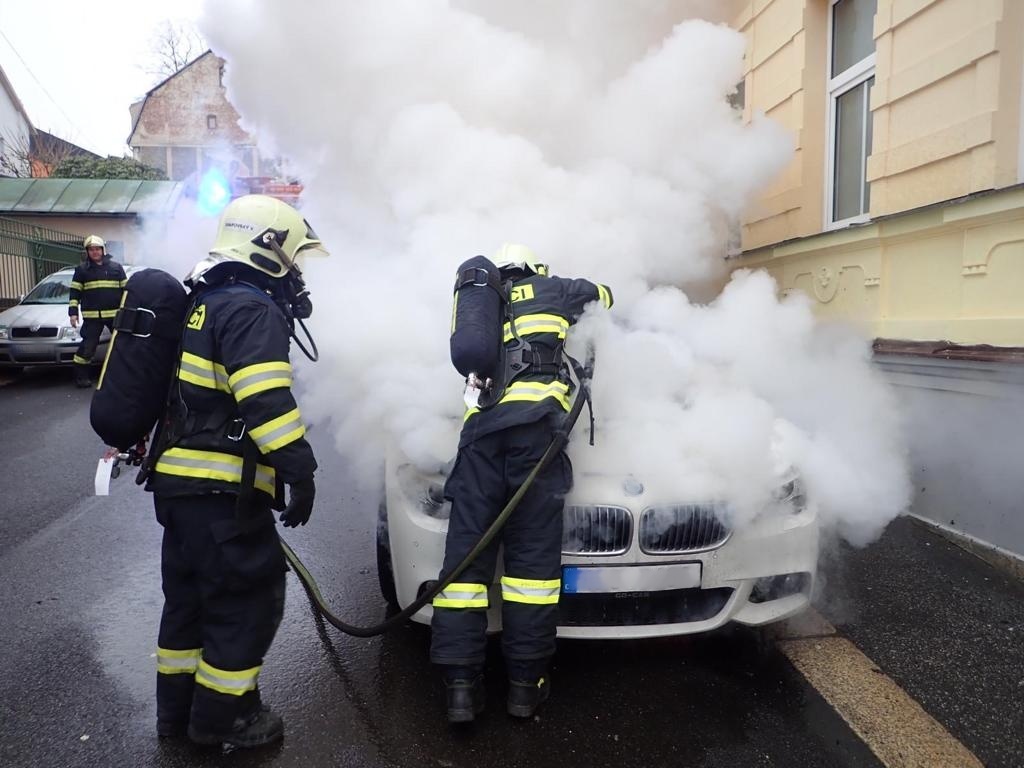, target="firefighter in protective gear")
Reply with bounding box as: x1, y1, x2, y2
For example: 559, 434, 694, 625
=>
145, 195, 325, 748
69, 234, 126, 387
432, 243, 613, 723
